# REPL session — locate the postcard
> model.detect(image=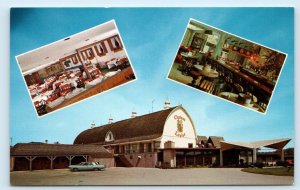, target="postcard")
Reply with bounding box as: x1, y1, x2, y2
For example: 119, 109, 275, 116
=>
10, 8, 294, 186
